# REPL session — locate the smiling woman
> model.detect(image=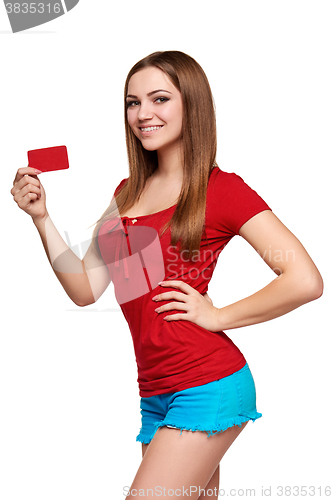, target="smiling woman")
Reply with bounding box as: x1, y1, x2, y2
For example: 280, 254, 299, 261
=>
91, 51, 323, 498
12, 50, 323, 500
126, 70, 183, 156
